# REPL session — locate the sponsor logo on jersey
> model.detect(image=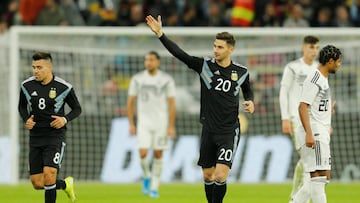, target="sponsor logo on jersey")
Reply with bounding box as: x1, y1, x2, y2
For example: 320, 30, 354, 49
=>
214, 70, 220, 75
49, 88, 56, 99
231, 70, 238, 81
